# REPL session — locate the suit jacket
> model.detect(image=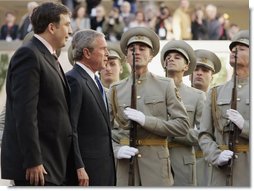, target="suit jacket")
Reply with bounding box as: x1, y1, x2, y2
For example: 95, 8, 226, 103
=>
1, 37, 73, 185
66, 64, 116, 186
